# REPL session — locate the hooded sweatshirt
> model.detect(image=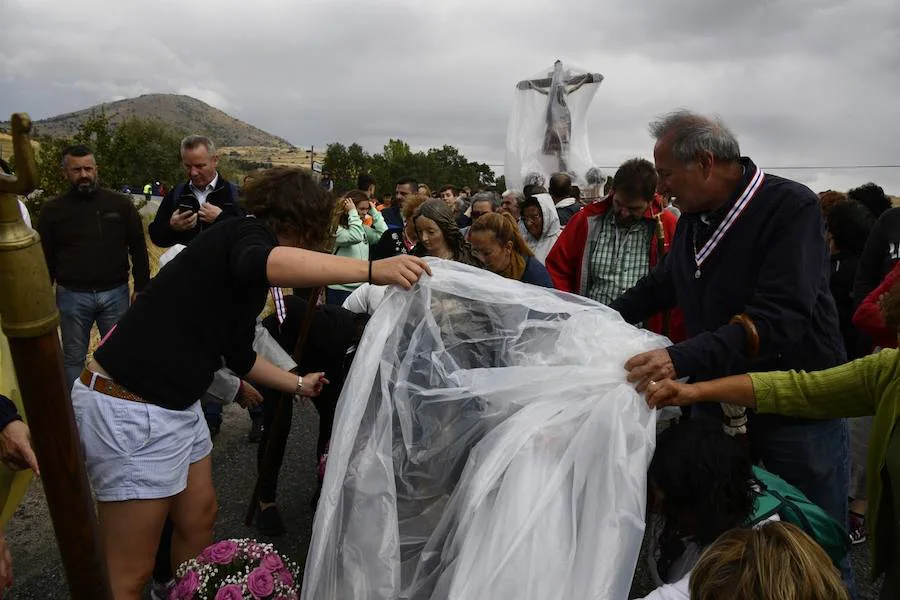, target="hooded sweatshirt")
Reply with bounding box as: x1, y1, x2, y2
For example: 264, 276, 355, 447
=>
521, 193, 562, 263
